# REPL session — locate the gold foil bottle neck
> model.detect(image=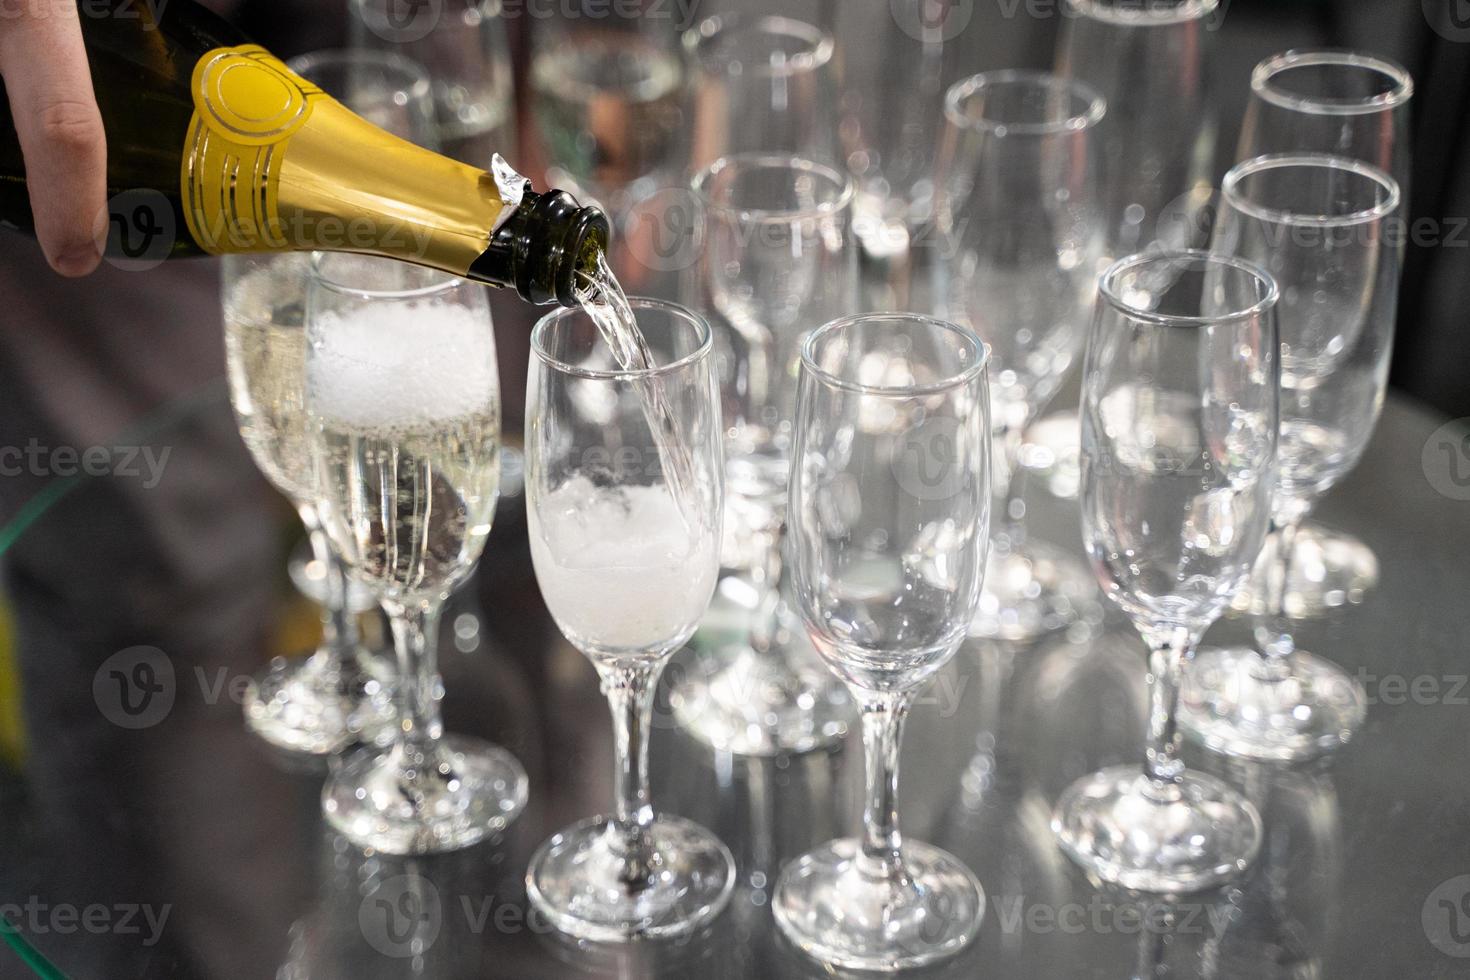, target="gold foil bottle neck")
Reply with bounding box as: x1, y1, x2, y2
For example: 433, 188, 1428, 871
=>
181, 44, 508, 275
